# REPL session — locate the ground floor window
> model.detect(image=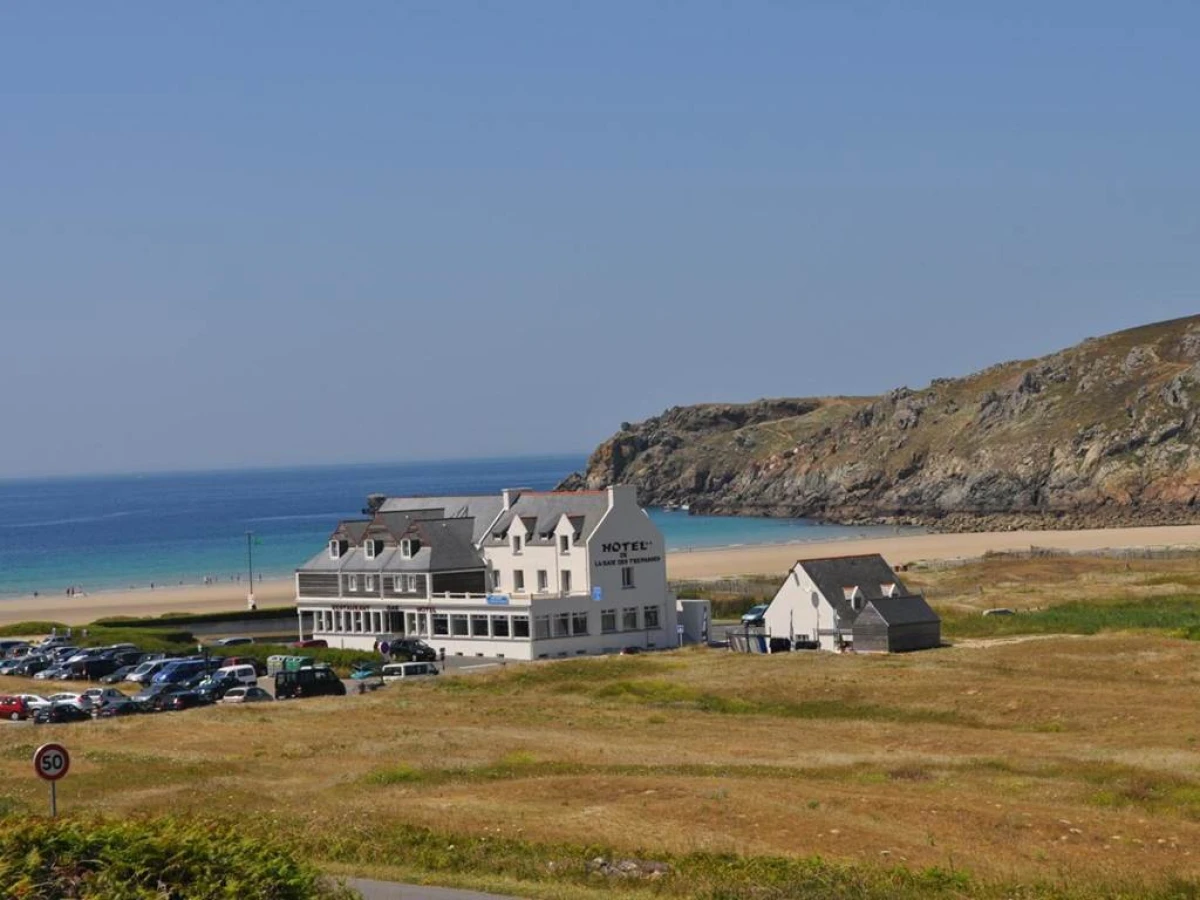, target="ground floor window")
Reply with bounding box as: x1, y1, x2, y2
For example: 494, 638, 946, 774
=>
601, 610, 617, 633
432, 614, 449, 636
623, 607, 639, 630
553, 612, 570, 637
471, 614, 489, 637
644, 606, 660, 629
534, 615, 550, 639
572, 612, 588, 635
513, 616, 530, 638
492, 616, 510, 637
451, 615, 469, 636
